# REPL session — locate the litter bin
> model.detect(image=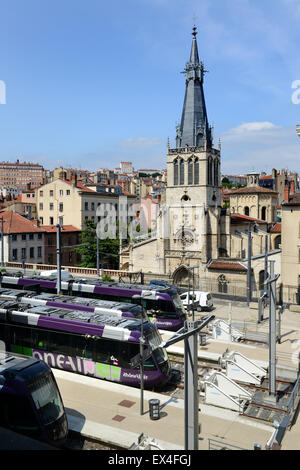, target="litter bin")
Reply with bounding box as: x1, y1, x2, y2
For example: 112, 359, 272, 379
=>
199, 333, 206, 346
149, 399, 160, 420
